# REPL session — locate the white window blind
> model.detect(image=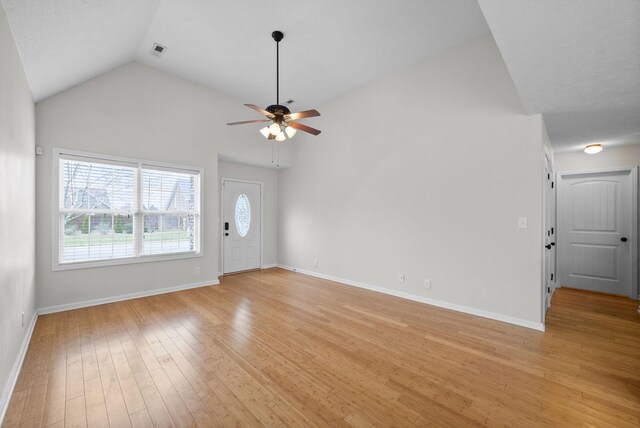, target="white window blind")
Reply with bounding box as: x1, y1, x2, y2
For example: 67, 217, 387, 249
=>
141, 167, 199, 256
56, 152, 201, 268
